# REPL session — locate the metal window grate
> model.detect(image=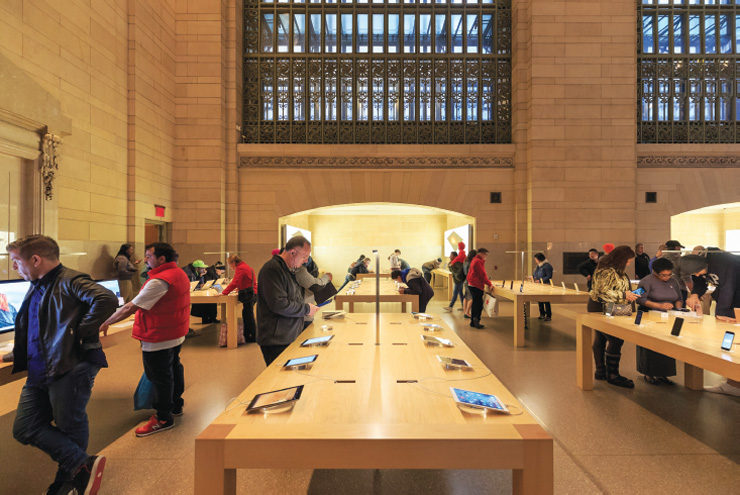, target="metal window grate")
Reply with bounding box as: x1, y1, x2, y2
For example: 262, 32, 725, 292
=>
243, 0, 512, 144
638, 0, 740, 143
